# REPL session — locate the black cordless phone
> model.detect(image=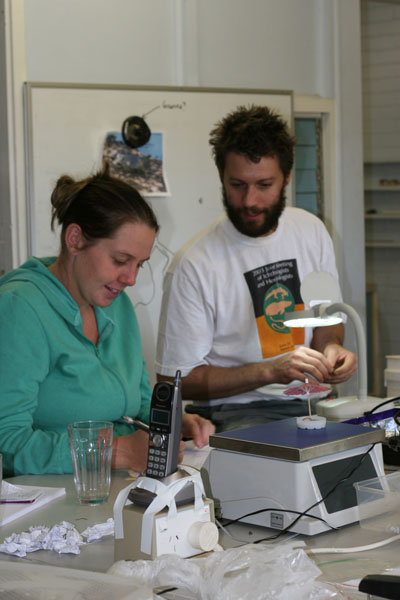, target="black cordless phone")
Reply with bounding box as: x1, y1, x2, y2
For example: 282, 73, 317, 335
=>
145, 370, 182, 479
